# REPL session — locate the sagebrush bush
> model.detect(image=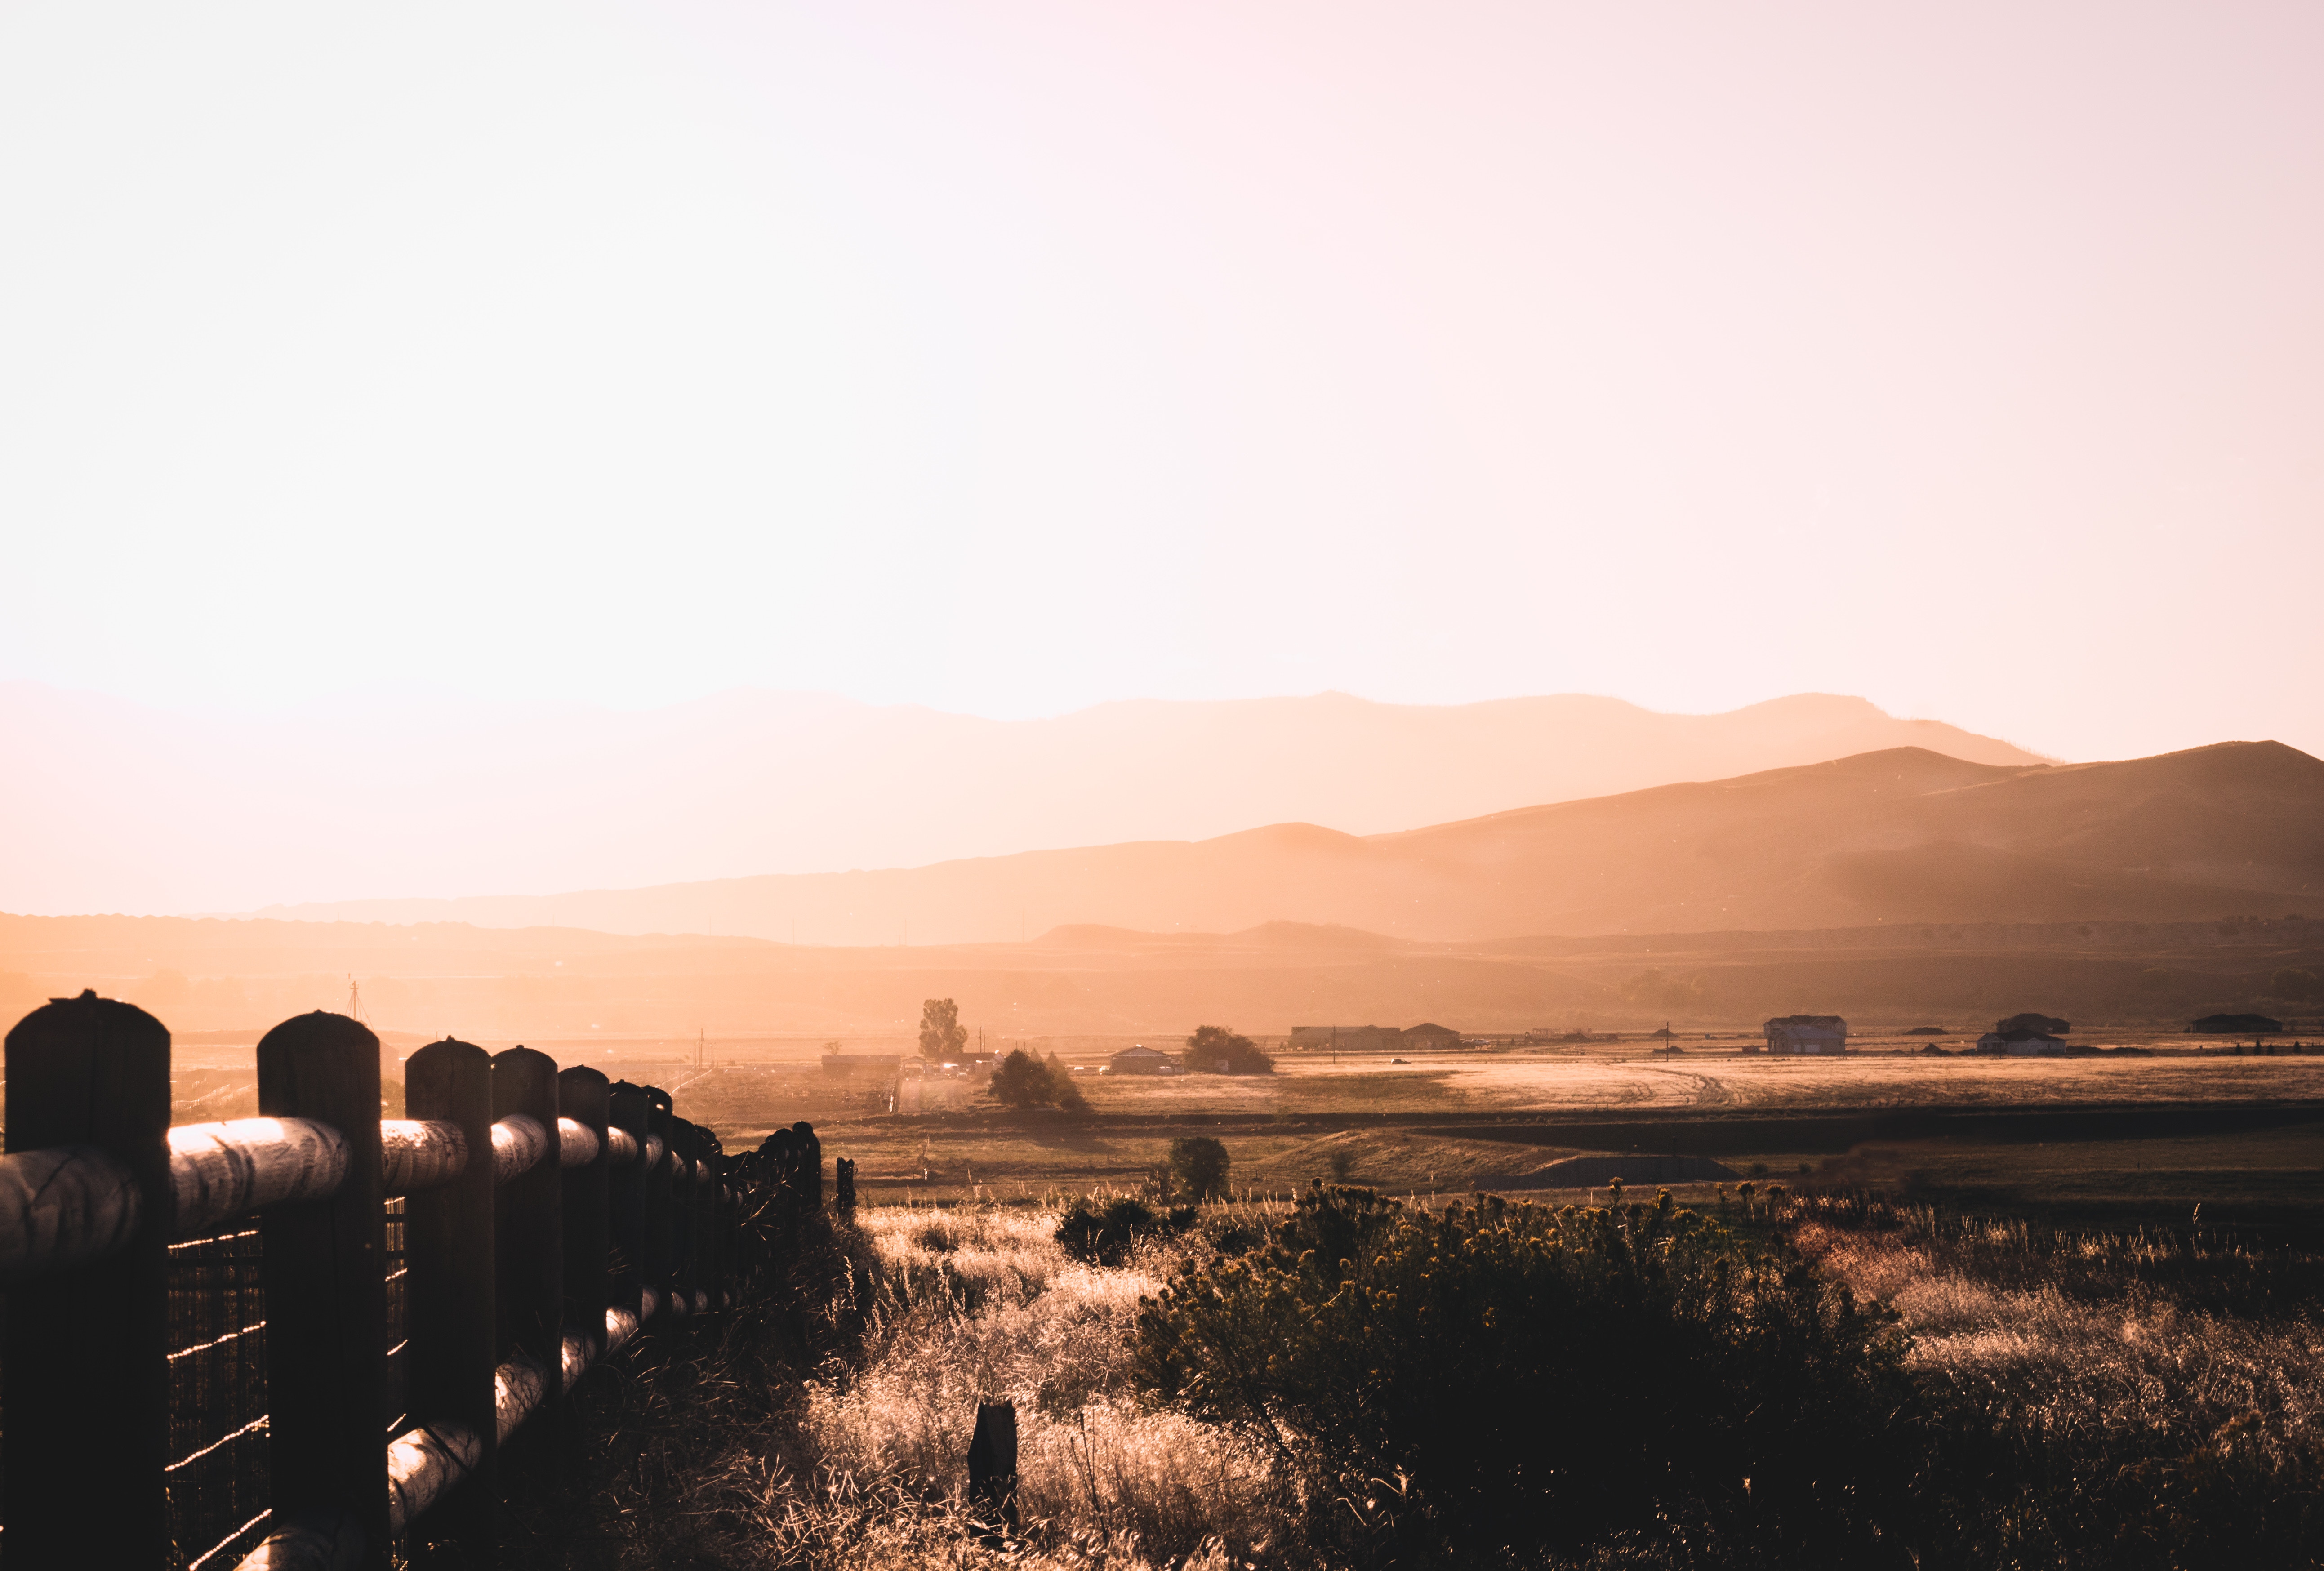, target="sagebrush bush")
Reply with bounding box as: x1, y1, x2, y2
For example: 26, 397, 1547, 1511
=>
1136, 1184, 1923, 1567
1054, 1195, 1197, 1267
